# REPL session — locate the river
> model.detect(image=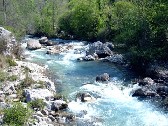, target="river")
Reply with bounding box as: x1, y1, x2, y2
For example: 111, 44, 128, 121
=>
22, 38, 168, 126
